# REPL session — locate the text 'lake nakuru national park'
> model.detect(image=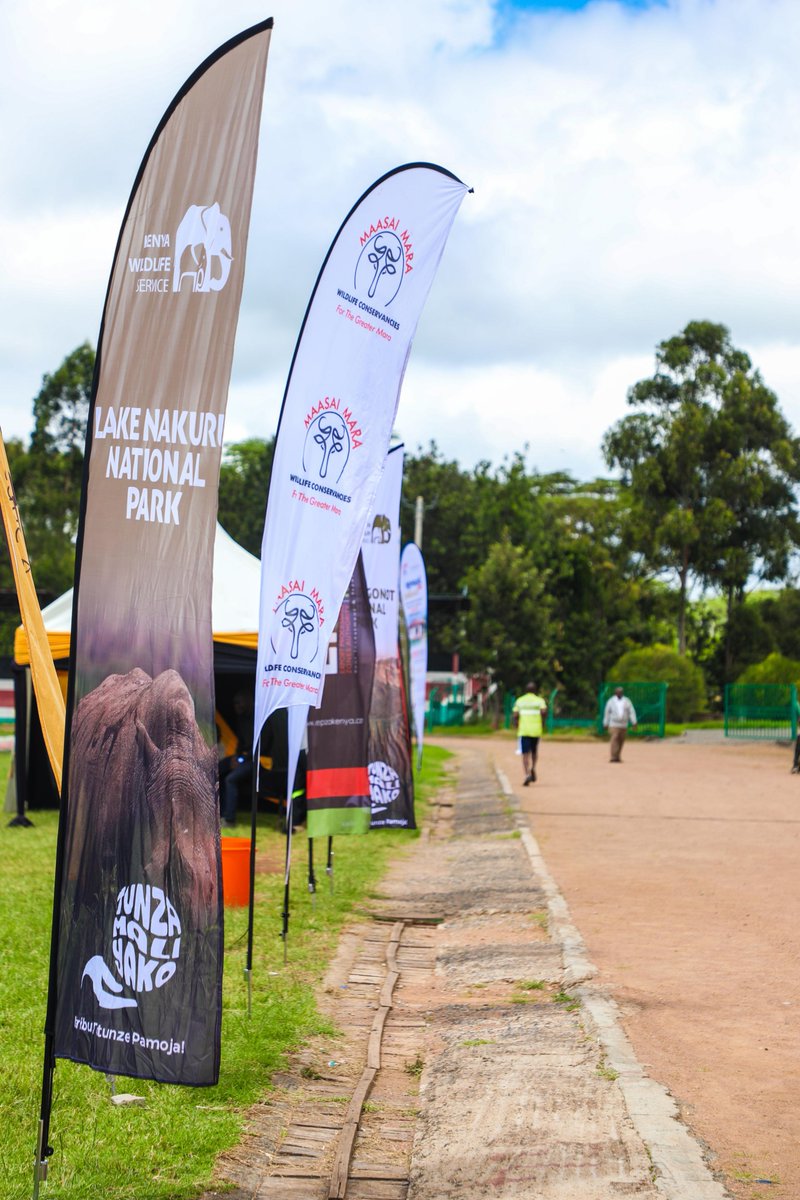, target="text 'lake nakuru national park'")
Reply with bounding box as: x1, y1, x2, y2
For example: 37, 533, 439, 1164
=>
92, 405, 225, 526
